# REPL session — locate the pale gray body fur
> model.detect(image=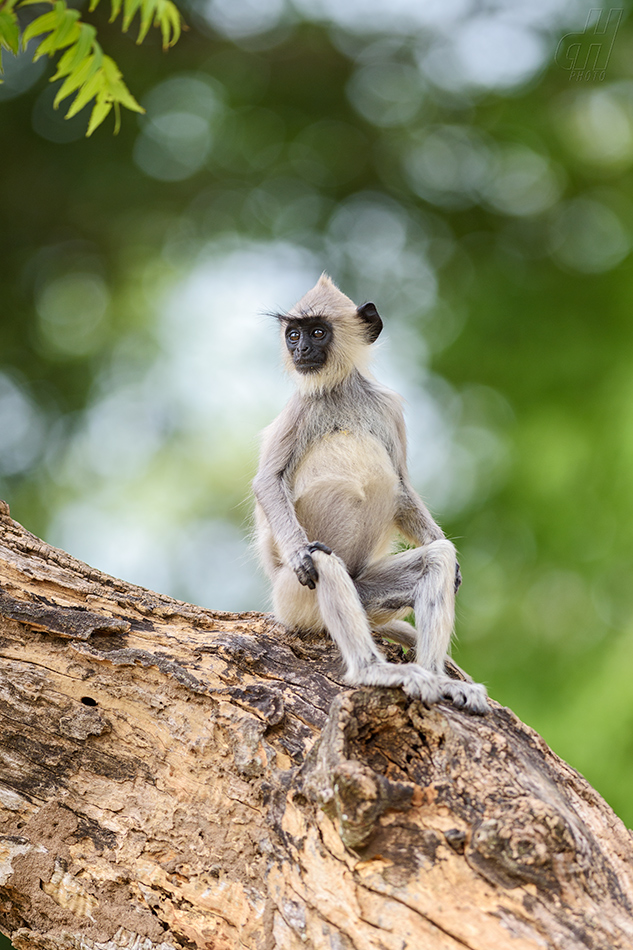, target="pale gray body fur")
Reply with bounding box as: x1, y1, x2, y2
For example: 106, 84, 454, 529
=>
254, 277, 488, 713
